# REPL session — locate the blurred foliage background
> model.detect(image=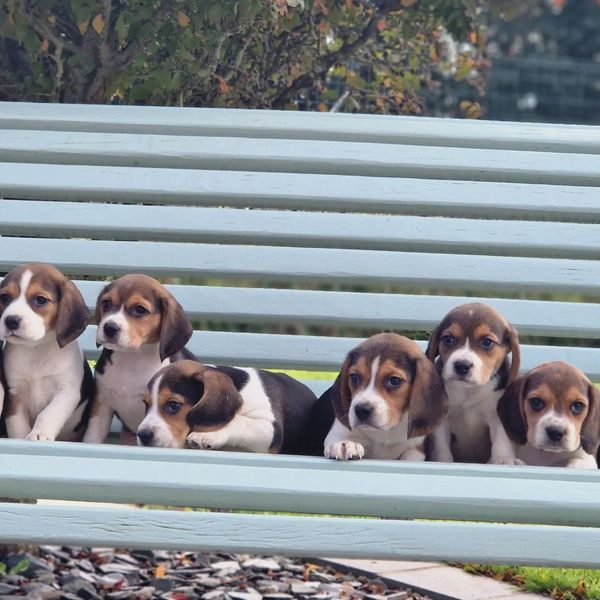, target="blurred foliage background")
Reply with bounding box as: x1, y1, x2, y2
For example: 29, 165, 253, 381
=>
2, 0, 599, 122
